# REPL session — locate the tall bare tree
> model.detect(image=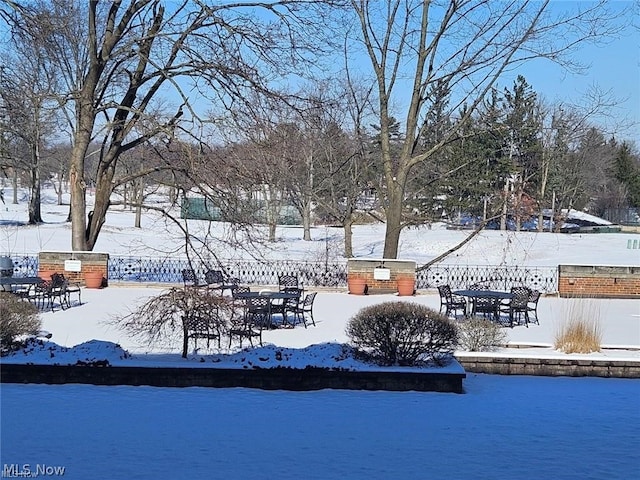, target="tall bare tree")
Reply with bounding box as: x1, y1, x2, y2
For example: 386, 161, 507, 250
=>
349, 0, 626, 258
2, 0, 336, 250
0, 30, 60, 224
